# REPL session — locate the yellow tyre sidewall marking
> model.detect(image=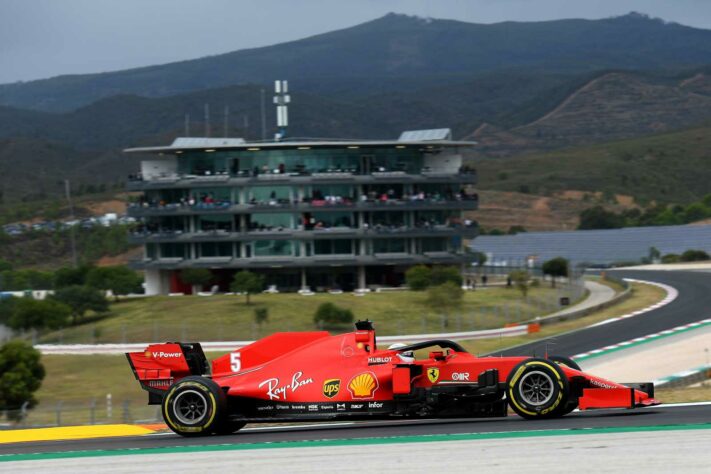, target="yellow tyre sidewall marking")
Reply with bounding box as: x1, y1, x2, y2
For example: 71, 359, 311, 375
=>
508, 361, 564, 417
163, 381, 218, 433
